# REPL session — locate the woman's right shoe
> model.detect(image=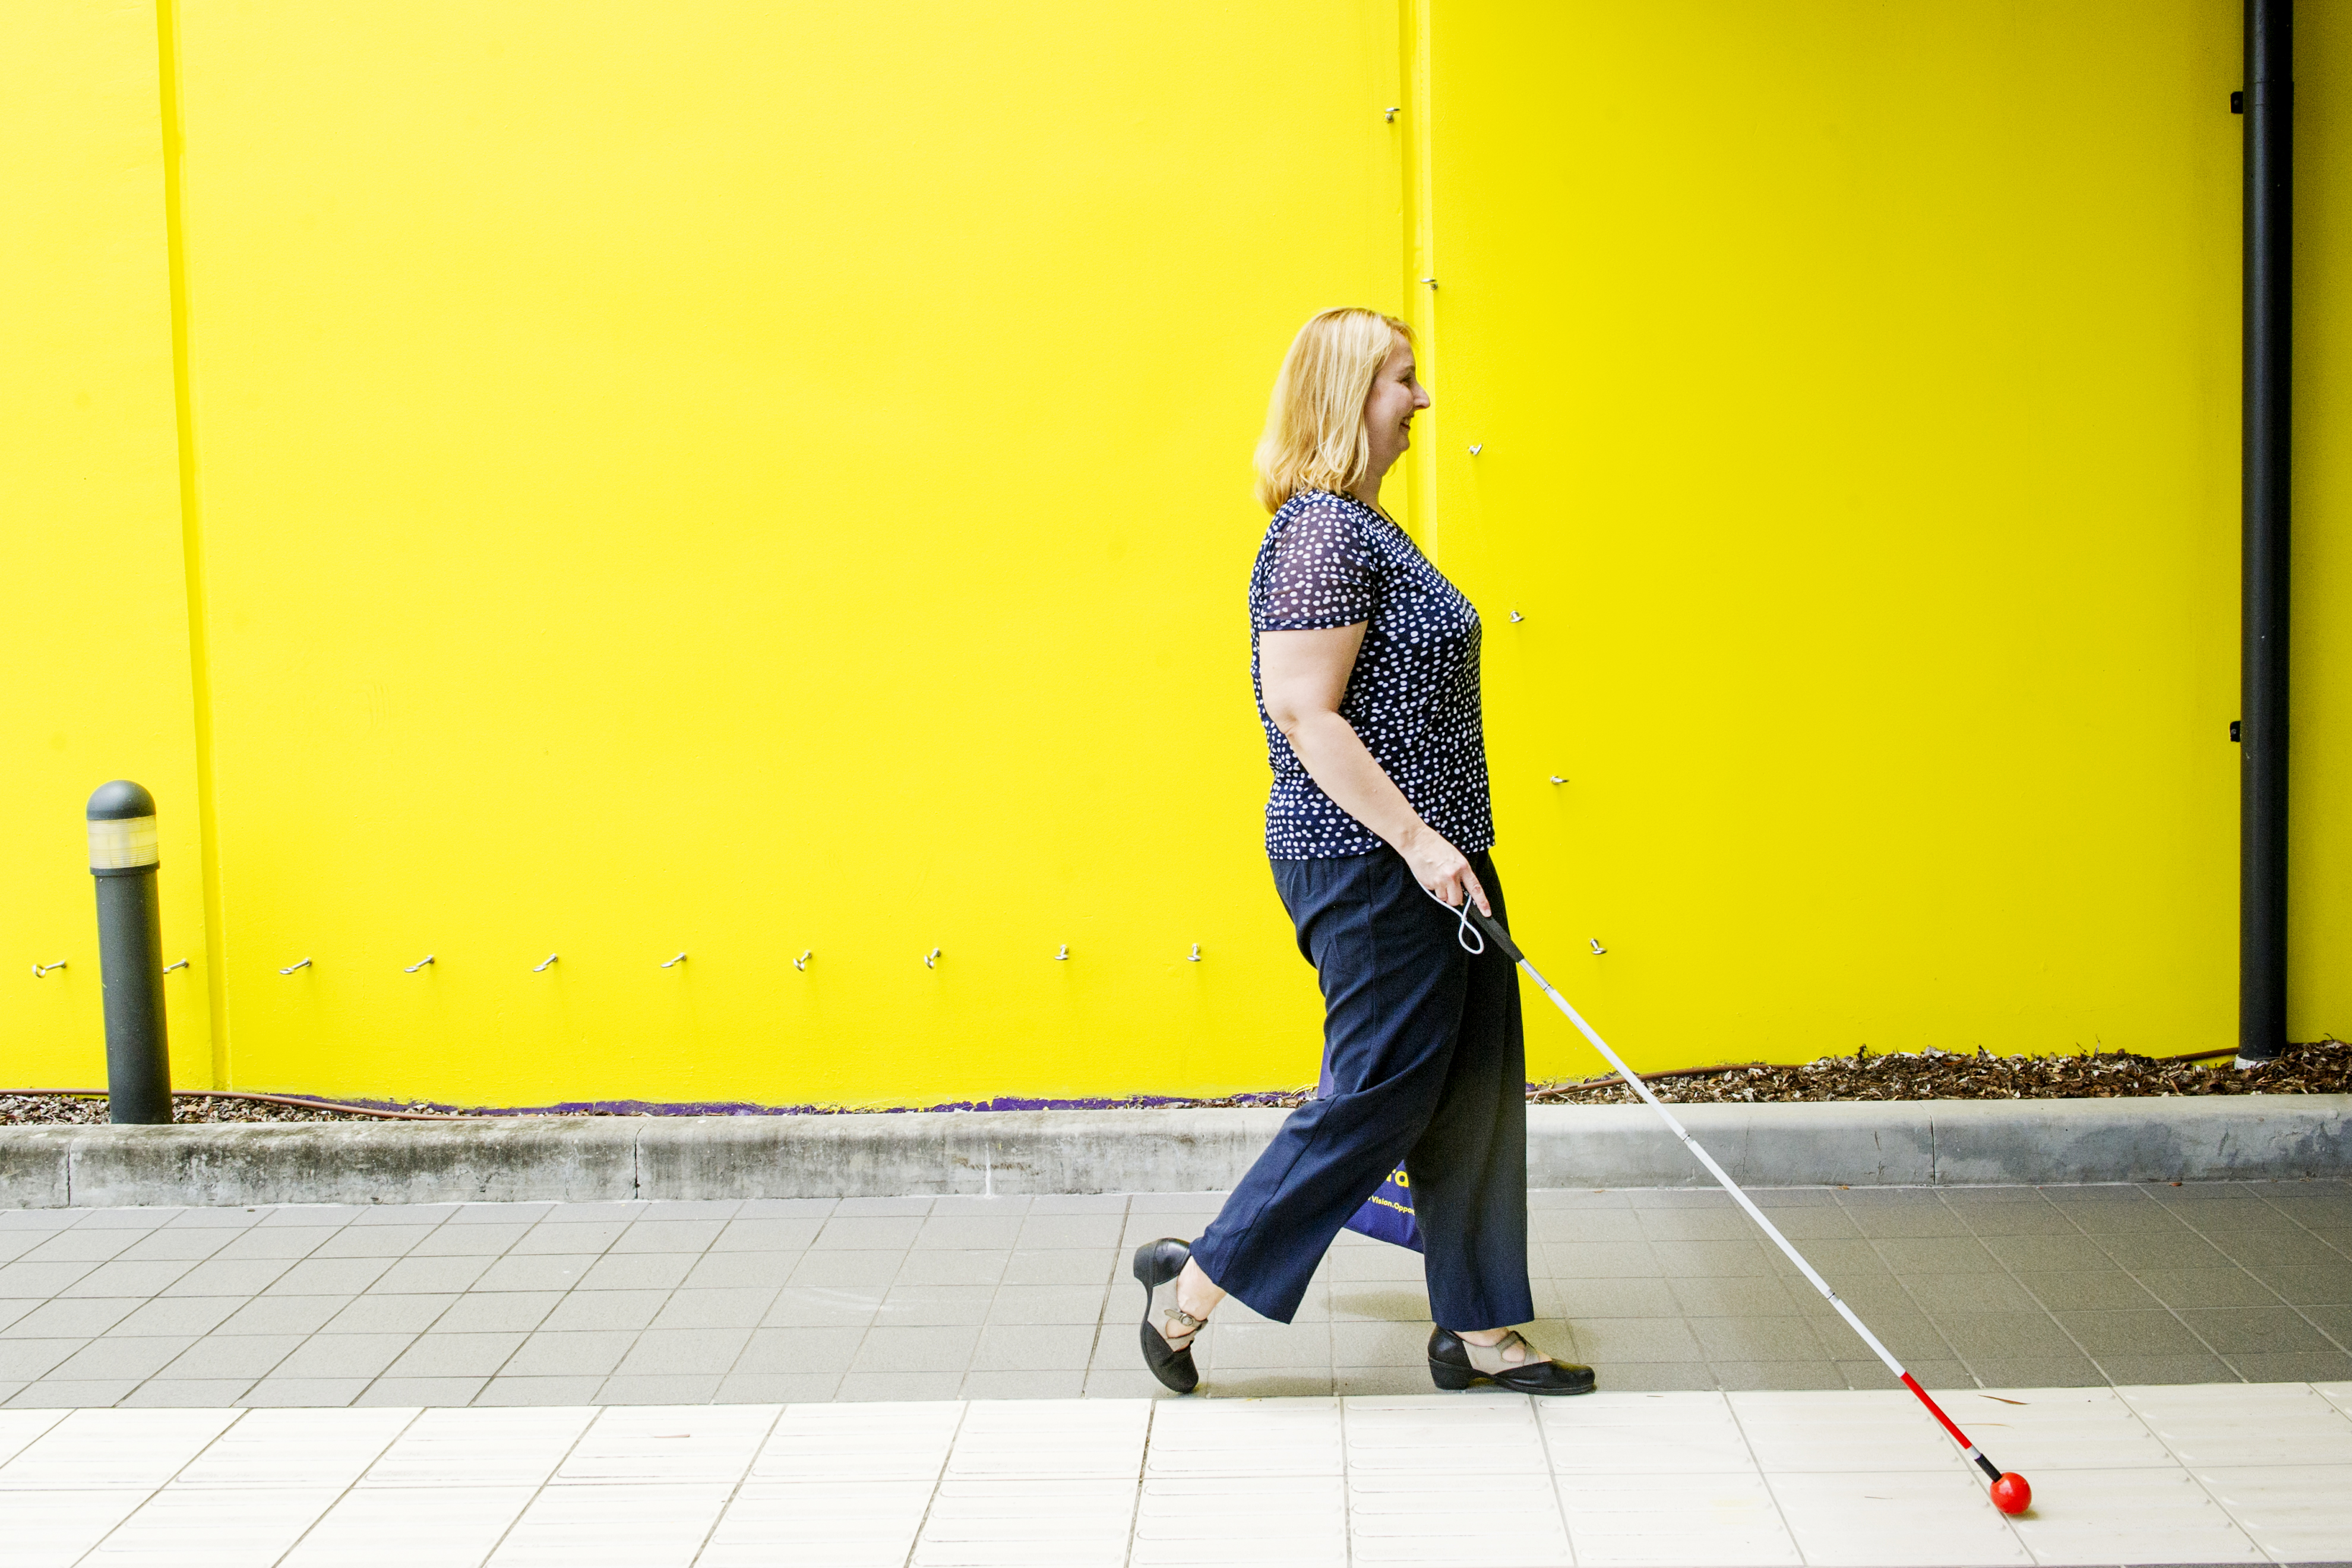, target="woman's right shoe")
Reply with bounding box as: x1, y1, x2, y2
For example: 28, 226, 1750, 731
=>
1133, 1238, 1203, 1395
1427, 1326, 1597, 1395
